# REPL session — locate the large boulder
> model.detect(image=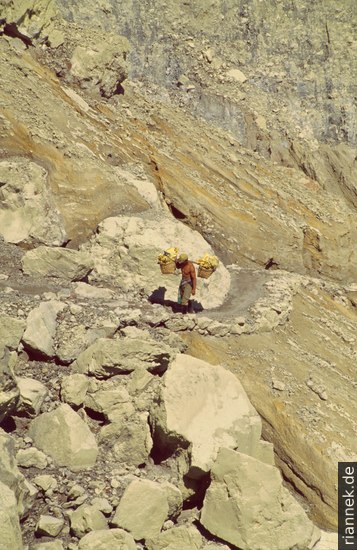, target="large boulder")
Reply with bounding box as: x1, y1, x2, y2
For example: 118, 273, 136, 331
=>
0, 0, 61, 45
0, 481, 23, 550
150, 354, 262, 477
60, 374, 90, 407
82, 215, 231, 309
70, 504, 108, 538
84, 386, 132, 419
200, 448, 320, 550
22, 246, 93, 281
36, 515, 65, 537
0, 314, 26, 354
0, 351, 19, 423
32, 542, 64, 550
16, 377, 48, 417
28, 404, 98, 471
0, 158, 67, 246
55, 323, 117, 365
111, 412, 153, 467
0, 429, 36, 517
16, 447, 48, 470
22, 301, 65, 358
78, 529, 136, 550
71, 337, 174, 379
70, 31, 129, 98
112, 479, 173, 540
146, 525, 203, 550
